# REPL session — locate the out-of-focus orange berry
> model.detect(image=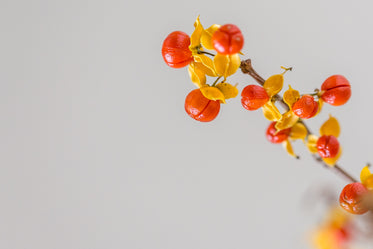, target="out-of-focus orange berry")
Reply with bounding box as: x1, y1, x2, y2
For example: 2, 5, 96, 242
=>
241, 85, 269, 111
211, 24, 244, 55
321, 75, 351, 106
292, 95, 318, 119
266, 121, 291, 144
162, 31, 193, 68
316, 135, 340, 158
184, 89, 220, 122
339, 182, 369, 215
